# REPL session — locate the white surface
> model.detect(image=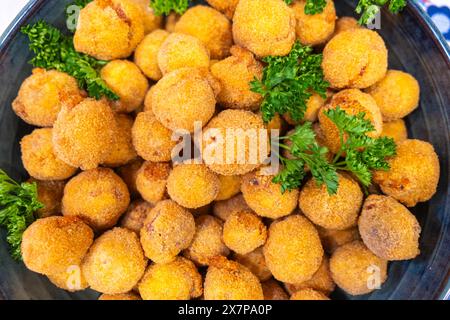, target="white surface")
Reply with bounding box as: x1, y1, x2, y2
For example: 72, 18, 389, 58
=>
0, 0, 30, 36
